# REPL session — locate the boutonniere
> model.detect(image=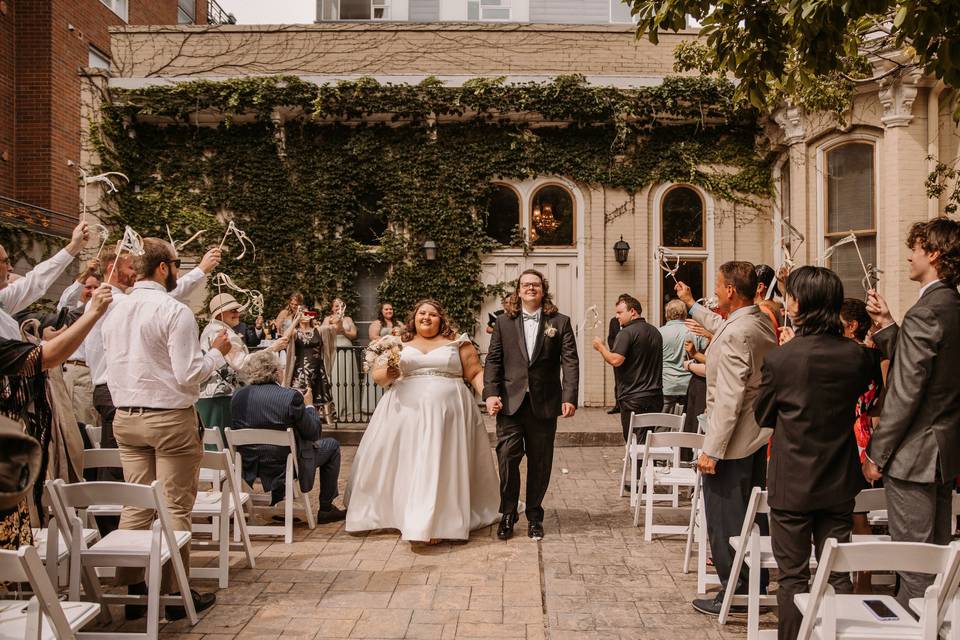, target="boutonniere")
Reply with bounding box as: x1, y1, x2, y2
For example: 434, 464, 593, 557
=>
543, 324, 557, 338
